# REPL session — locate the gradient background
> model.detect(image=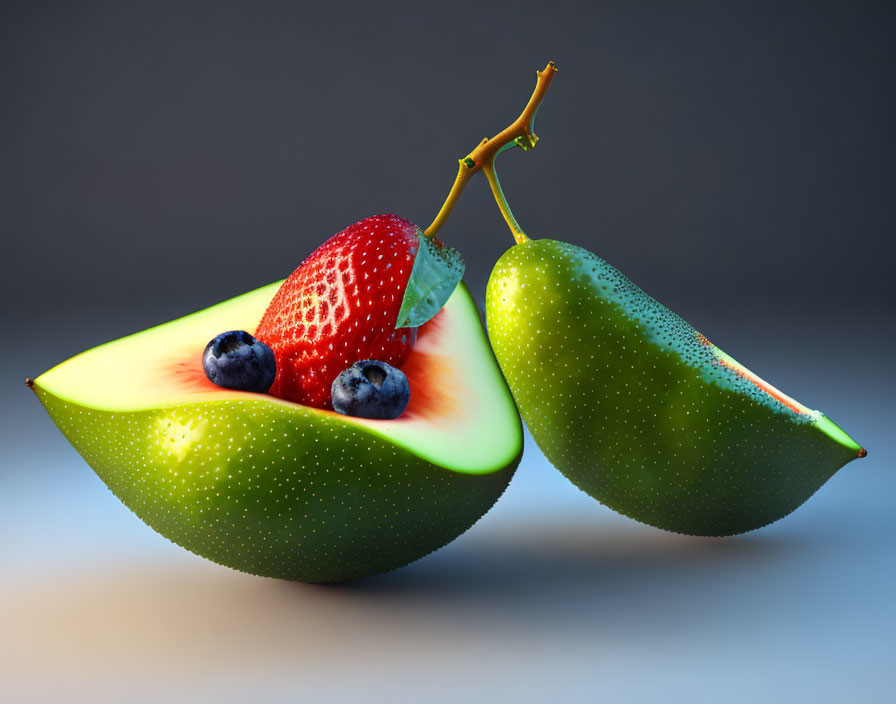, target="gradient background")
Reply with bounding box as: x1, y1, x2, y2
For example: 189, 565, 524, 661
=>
2, 2, 894, 701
